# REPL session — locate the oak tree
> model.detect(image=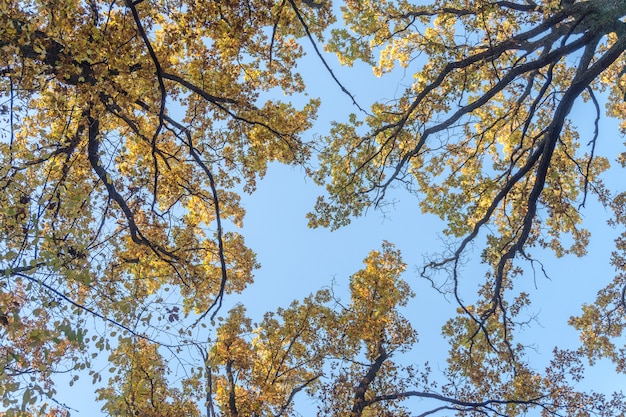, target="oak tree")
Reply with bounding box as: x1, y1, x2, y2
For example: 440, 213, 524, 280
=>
0, 0, 324, 412
312, 0, 626, 415
1, 0, 626, 416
